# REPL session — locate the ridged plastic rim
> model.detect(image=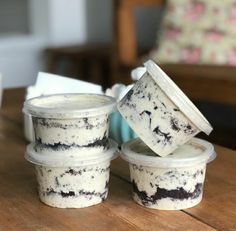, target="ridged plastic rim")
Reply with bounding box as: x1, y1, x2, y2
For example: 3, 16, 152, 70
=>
121, 137, 216, 168
23, 93, 117, 119
25, 139, 119, 167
